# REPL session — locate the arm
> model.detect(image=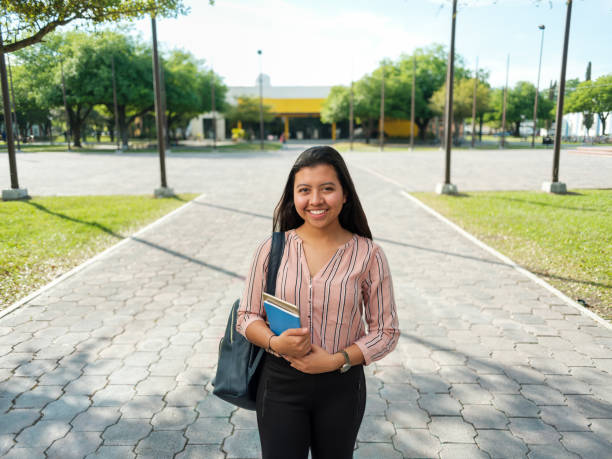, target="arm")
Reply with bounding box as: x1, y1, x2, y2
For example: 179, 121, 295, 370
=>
353, 245, 400, 365
237, 236, 311, 357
